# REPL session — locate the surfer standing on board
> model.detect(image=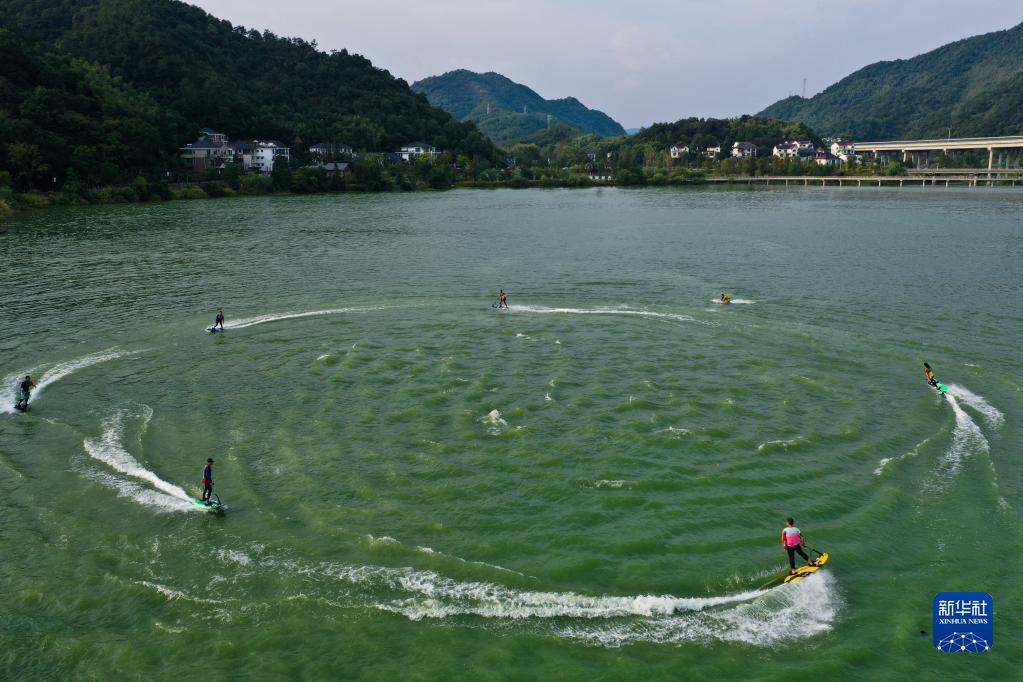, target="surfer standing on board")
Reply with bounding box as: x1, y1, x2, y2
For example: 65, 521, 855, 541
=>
782, 518, 812, 574
201, 458, 214, 503
14, 375, 36, 411
498, 289, 508, 309
923, 362, 938, 388
213, 309, 225, 331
